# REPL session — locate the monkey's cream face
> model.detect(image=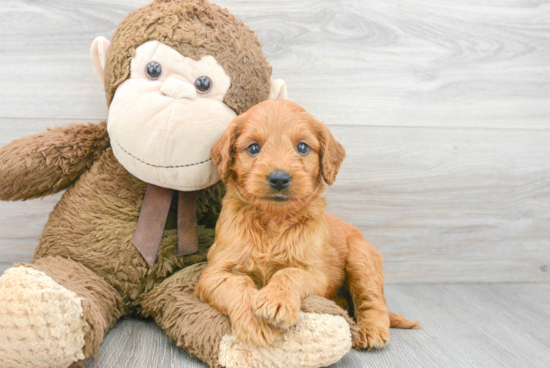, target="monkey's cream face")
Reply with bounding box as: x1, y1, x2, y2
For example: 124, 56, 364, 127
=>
108, 41, 237, 191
